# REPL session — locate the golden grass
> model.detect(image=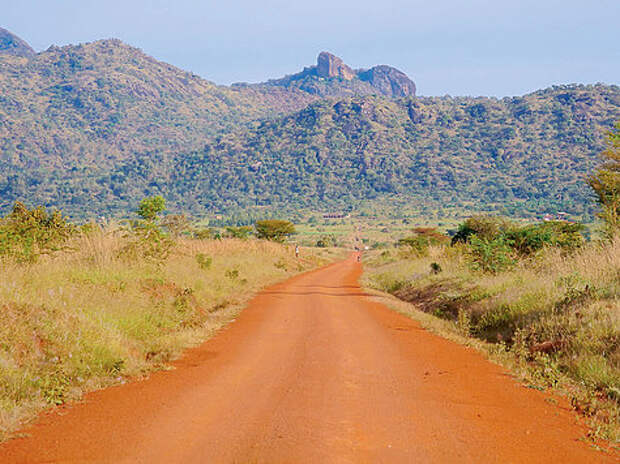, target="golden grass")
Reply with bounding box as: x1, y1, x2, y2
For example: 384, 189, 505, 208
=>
362, 239, 620, 442
0, 229, 337, 441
